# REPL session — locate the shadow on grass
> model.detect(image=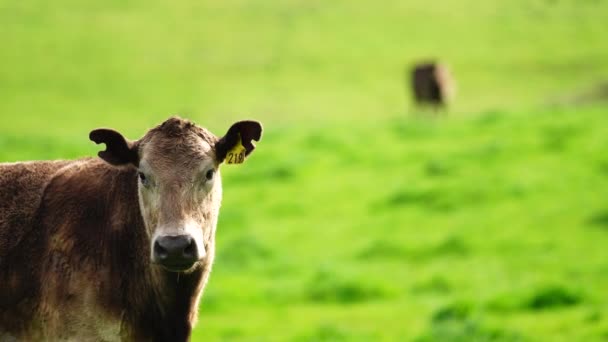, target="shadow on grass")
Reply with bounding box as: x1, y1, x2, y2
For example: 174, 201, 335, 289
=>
294, 323, 376, 342
415, 302, 525, 342
542, 124, 581, 152
356, 239, 409, 259
598, 160, 608, 175
411, 276, 452, 295
489, 285, 584, 312
526, 285, 583, 311
587, 210, 608, 229
305, 268, 392, 304
216, 234, 274, 269
379, 185, 489, 212
357, 236, 469, 262
425, 159, 455, 177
